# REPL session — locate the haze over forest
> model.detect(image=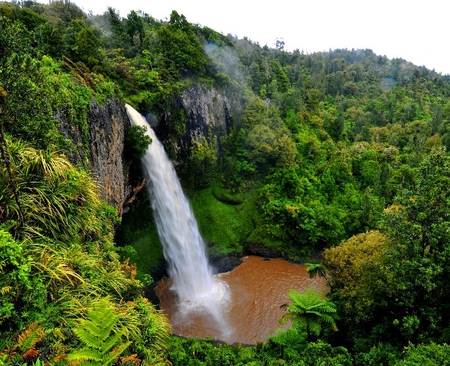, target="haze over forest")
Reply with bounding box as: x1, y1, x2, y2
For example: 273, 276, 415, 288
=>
71, 0, 450, 76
